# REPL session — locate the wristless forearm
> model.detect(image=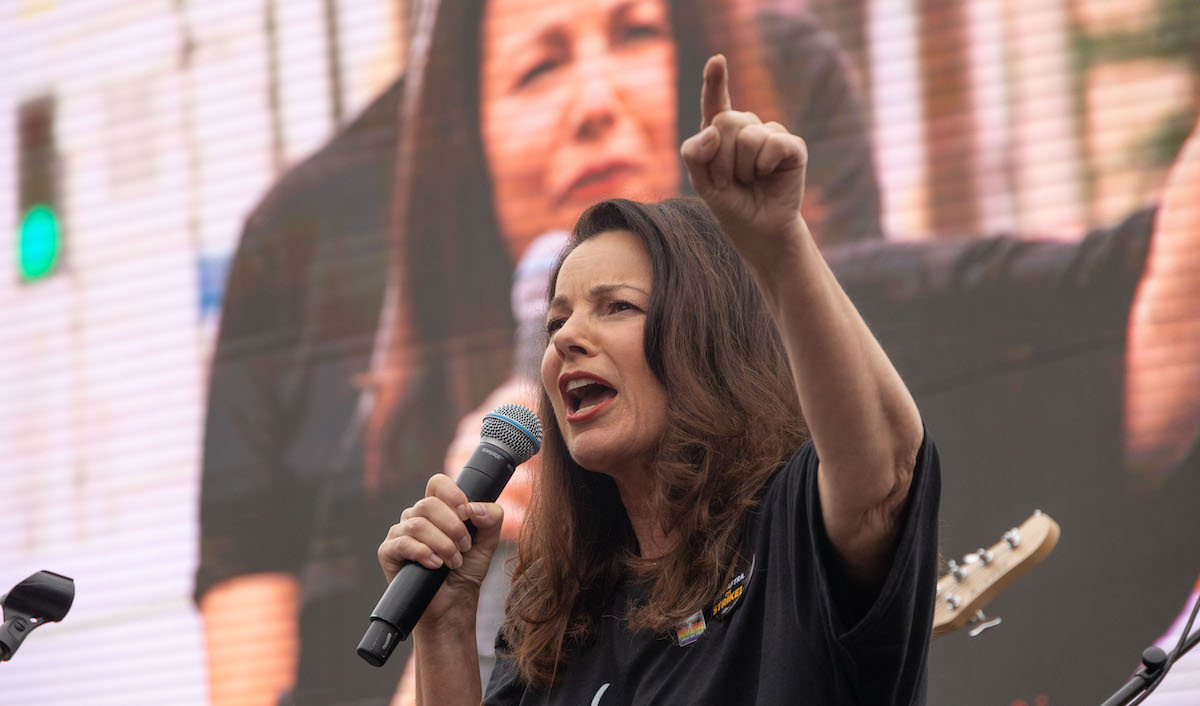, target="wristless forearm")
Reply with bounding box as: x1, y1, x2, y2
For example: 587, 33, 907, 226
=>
413, 614, 483, 706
